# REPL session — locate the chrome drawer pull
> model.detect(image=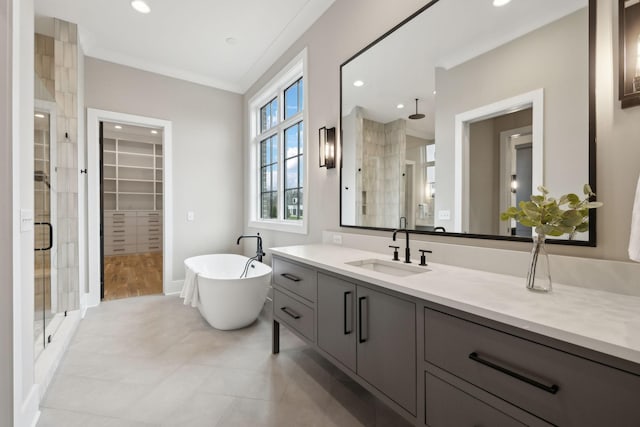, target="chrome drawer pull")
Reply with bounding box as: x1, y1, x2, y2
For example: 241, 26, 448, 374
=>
468, 352, 559, 395
280, 306, 301, 319
281, 273, 301, 282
